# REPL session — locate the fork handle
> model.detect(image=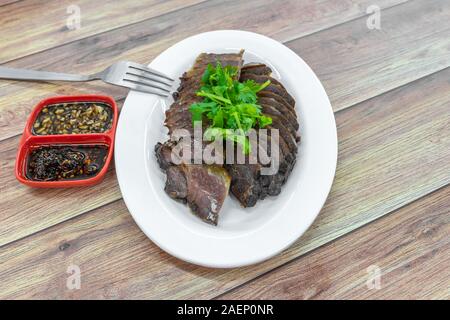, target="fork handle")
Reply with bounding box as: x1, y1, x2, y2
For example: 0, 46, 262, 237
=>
0, 66, 96, 82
